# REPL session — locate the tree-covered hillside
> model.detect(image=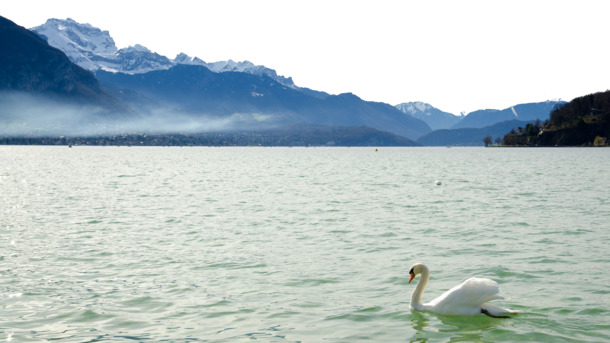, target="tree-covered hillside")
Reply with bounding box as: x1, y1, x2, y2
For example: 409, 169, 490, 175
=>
503, 91, 610, 146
